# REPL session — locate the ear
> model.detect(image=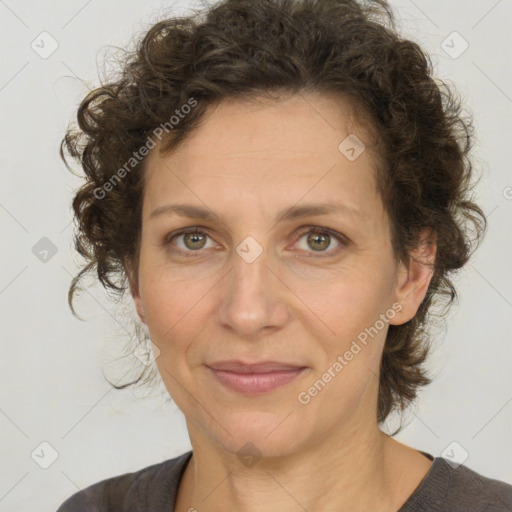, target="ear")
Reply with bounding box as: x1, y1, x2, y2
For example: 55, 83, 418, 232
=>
126, 261, 146, 325
389, 228, 437, 326
131, 285, 146, 325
